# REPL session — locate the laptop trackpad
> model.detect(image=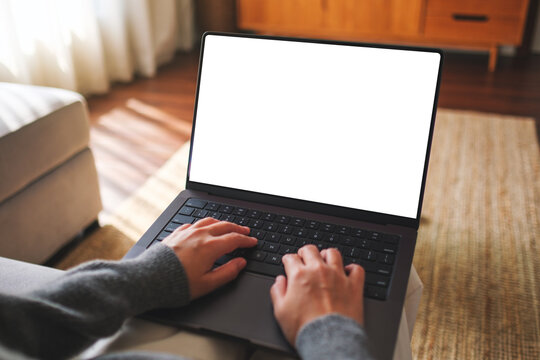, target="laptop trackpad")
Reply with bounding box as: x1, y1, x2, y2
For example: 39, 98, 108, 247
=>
147, 272, 293, 353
